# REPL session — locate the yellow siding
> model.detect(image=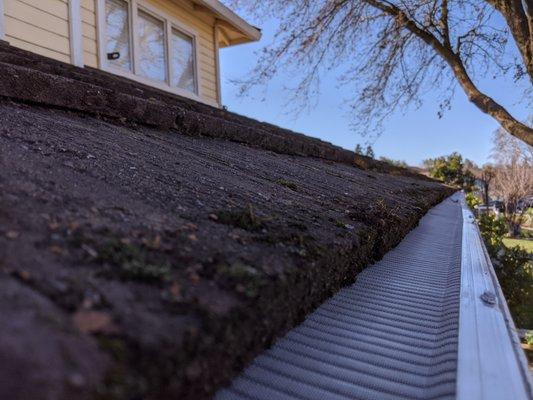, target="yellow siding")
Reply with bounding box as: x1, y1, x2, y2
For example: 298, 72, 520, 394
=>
4, 0, 220, 105
4, 0, 70, 62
